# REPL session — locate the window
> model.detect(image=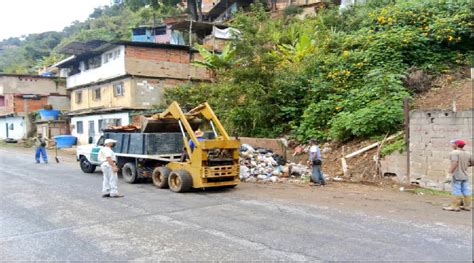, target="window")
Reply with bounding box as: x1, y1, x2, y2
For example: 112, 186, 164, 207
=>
87, 56, 101, 70
75, 91, 82, 104
93, 88, 101, 100
132, 28, 146, 36
113, 49, 121, 59
76, 121, 84, 134
113, 82, 124, 96
99, 118, 122, 130
98, 119, 103, 131
97, 136, 105, 146
103, 52, 114, 64
152, 26, 167, 35
0, 95, 5, 107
